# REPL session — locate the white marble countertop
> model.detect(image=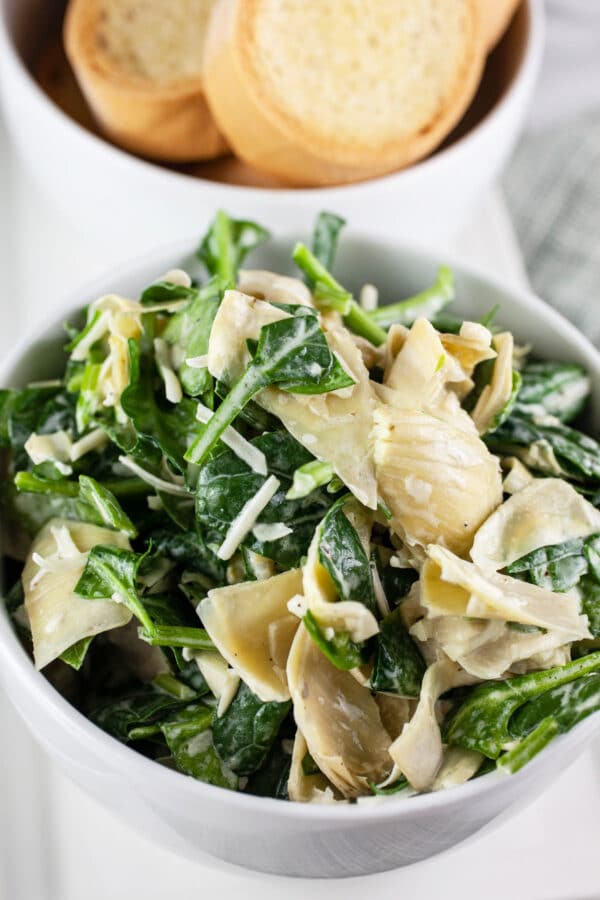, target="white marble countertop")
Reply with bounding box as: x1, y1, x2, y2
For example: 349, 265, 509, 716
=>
1, 115, 599, 900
